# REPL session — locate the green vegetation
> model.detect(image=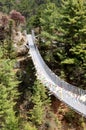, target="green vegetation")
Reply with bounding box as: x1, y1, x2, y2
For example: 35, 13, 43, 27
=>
22, 122, 37, 130
29, 80, 50, 126
57, 0, 86, 88
0, 0, 86, 129
0, 31, 19, 130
